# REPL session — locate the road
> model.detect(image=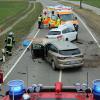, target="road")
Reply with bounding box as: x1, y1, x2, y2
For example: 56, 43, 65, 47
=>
2, 0, 100, 89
